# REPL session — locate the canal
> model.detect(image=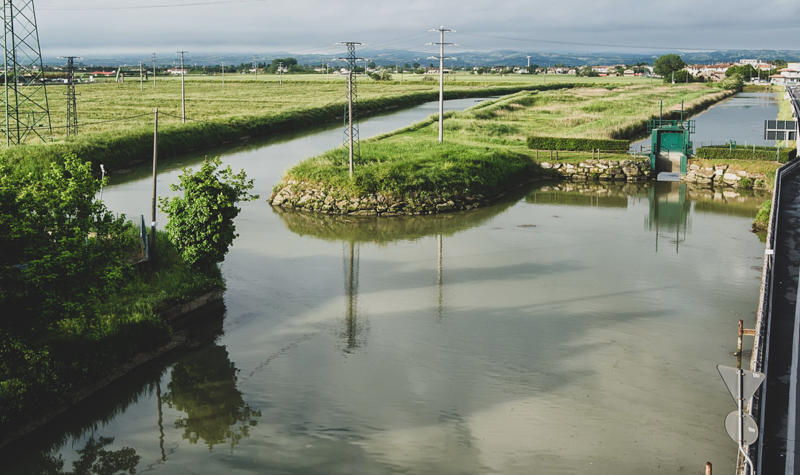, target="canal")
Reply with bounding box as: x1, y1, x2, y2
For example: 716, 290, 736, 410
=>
4, 93, 775, 474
